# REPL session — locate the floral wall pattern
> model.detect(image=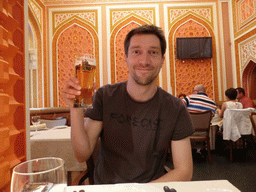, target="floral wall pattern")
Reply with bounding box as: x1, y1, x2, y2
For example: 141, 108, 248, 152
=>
29, 0, 42, 30
240, 37, 256, 72
234, 0, 256, 37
